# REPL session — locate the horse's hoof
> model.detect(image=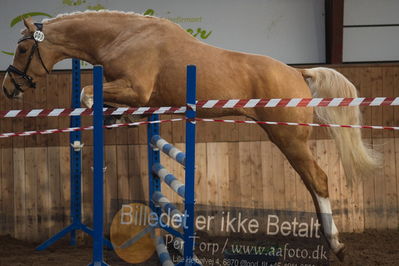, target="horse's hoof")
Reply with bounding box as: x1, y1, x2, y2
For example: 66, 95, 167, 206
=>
104, 115, 121, 128
335, 244, 346, 262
